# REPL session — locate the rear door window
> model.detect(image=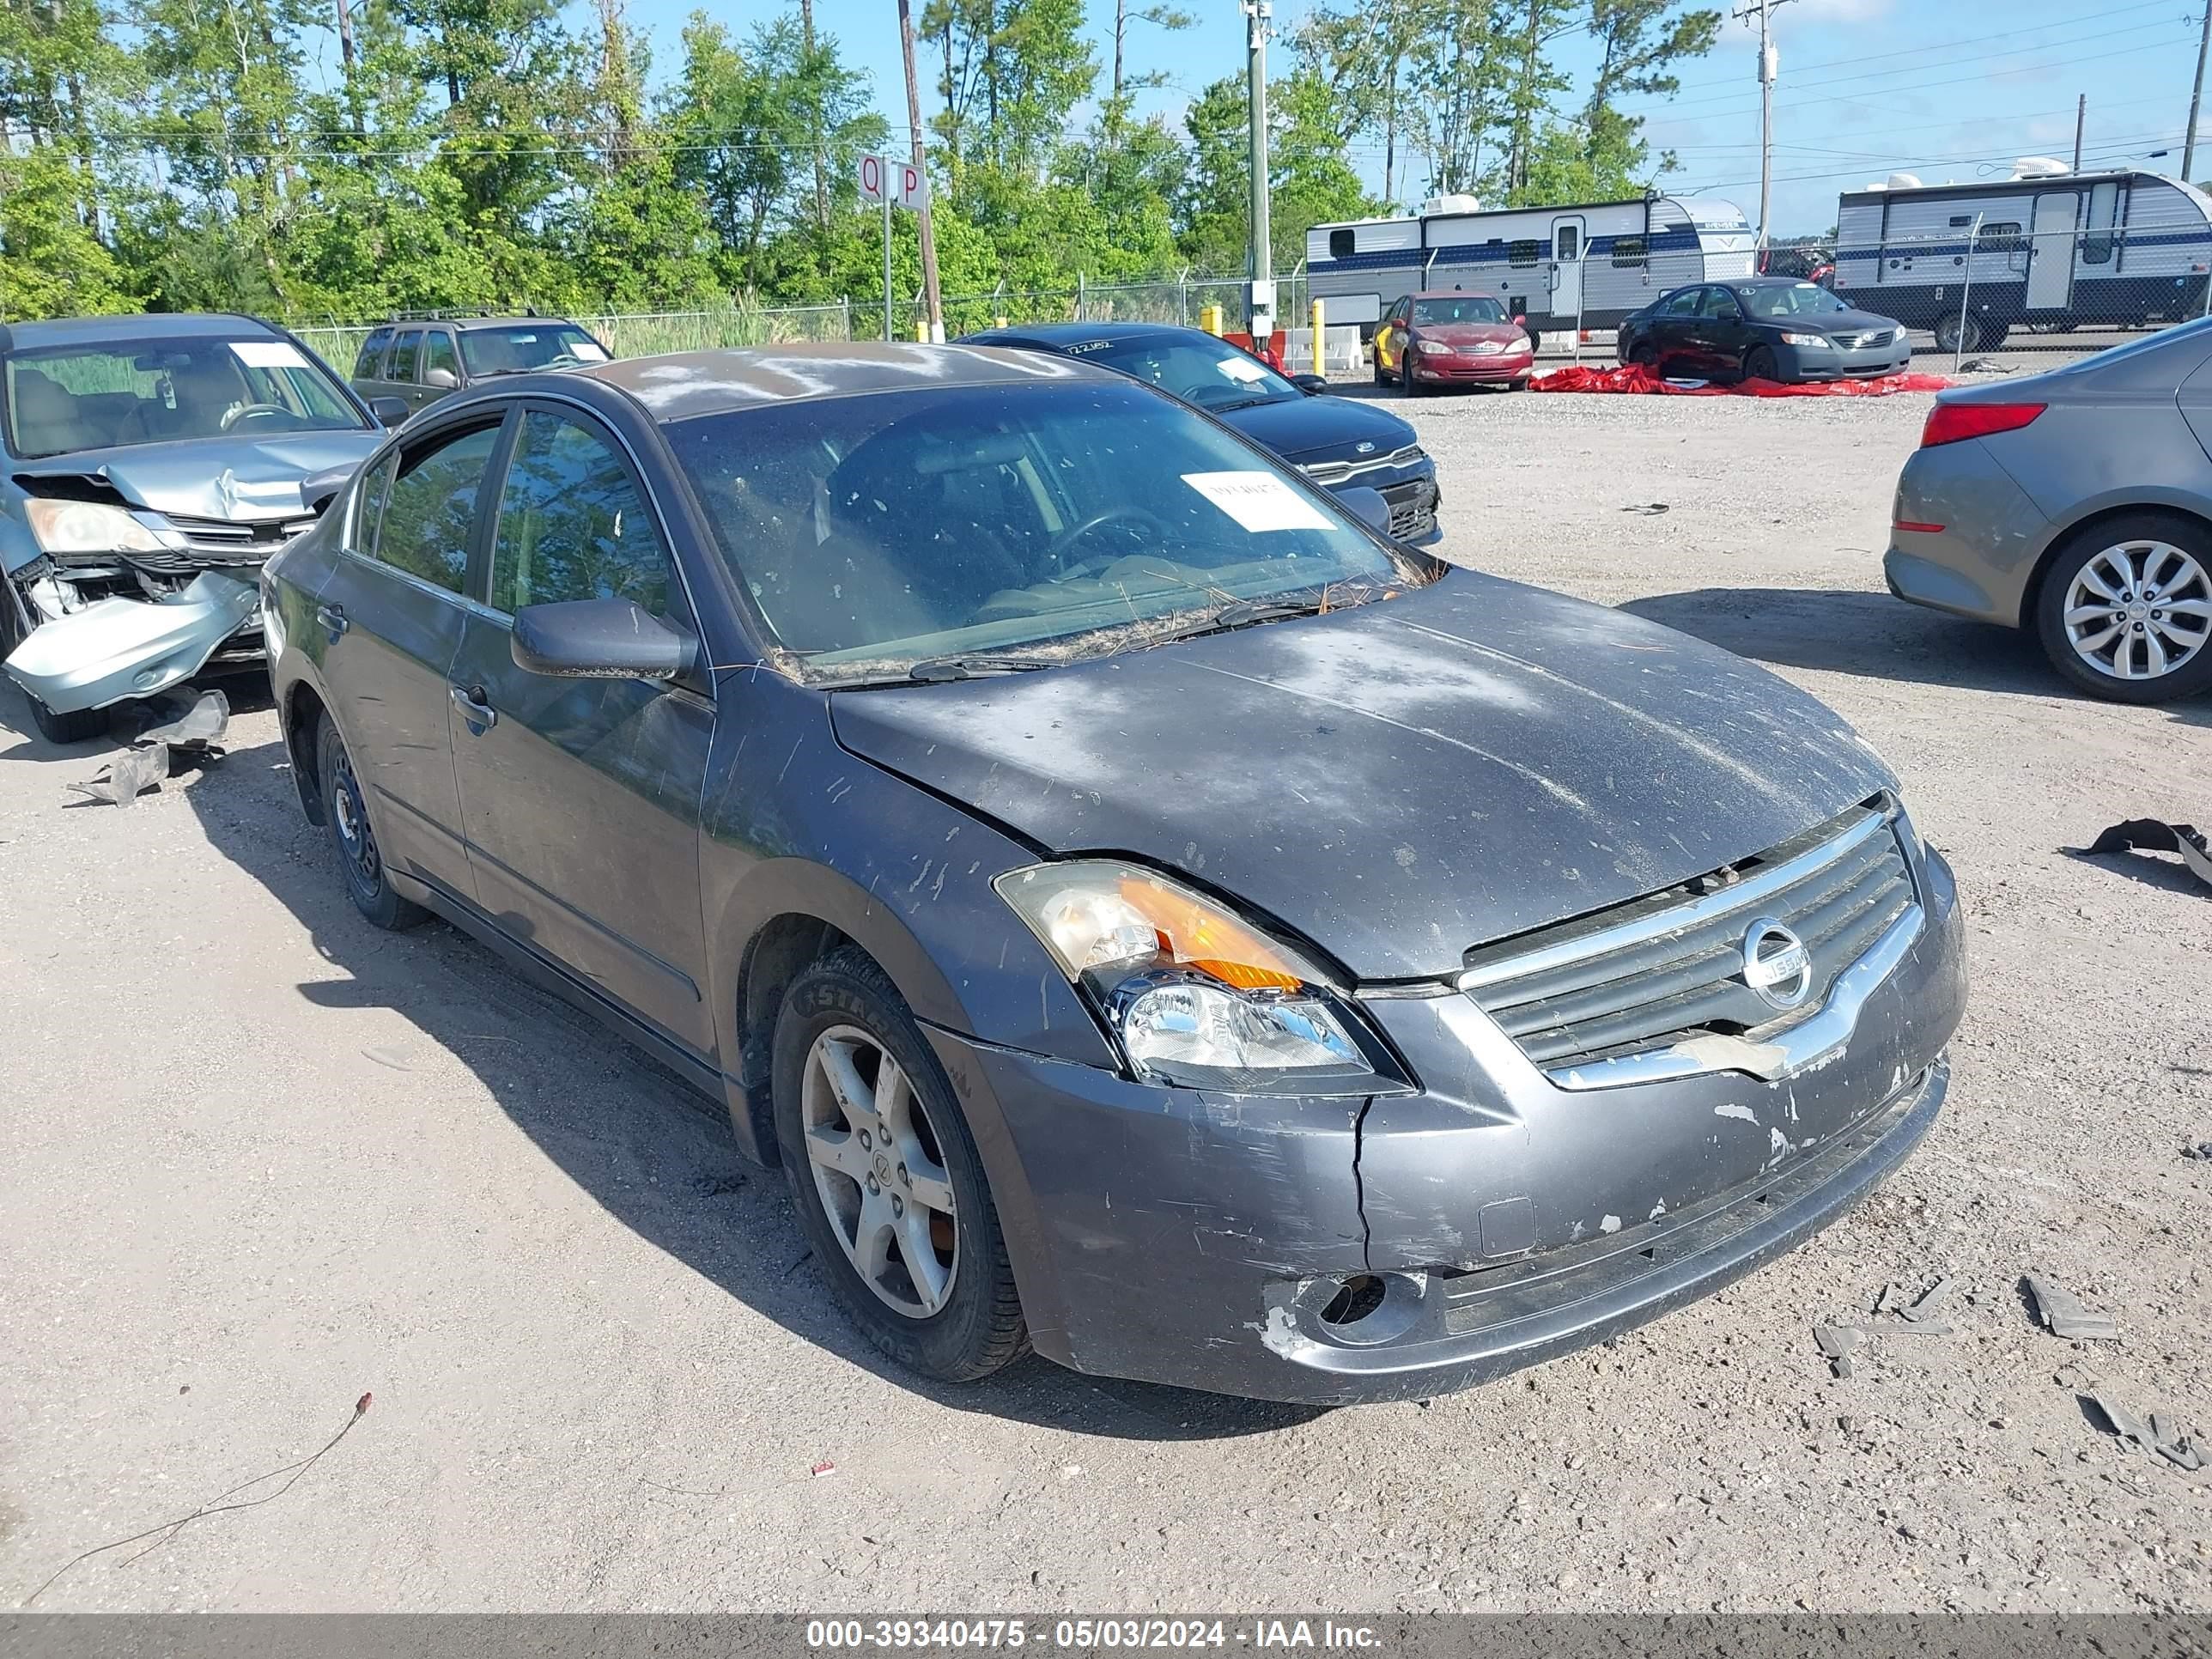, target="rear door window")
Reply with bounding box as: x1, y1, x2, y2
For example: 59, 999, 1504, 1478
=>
387, 330, 422, 384
372, 422, 503, 593
354, 328, 393, 379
